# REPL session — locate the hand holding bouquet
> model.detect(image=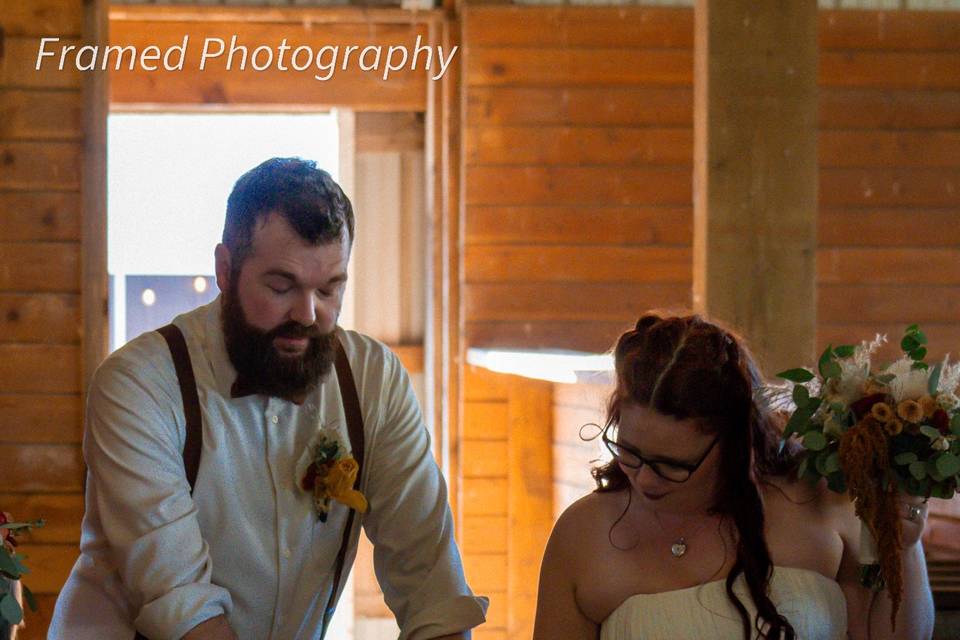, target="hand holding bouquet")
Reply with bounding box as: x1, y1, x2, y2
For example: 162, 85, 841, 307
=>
772, 326, 960, 627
